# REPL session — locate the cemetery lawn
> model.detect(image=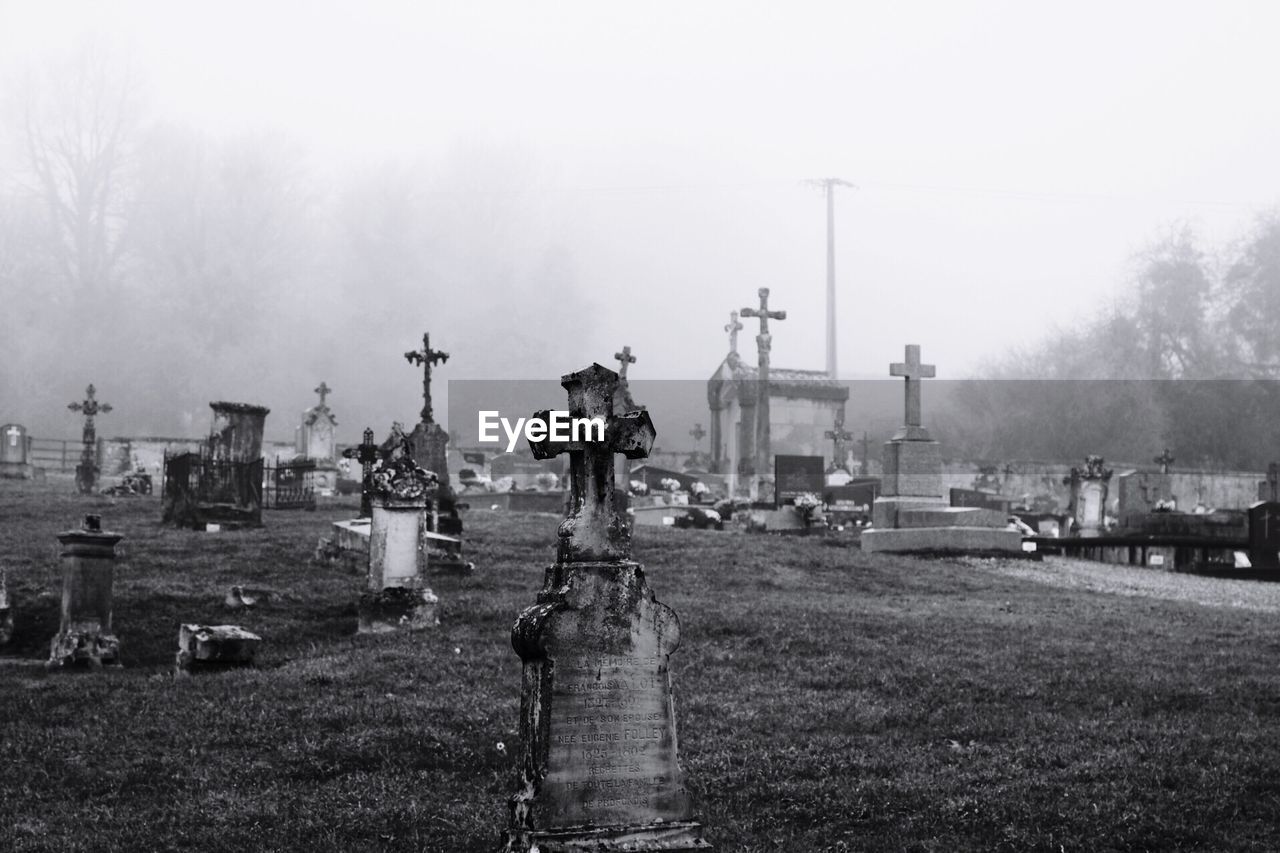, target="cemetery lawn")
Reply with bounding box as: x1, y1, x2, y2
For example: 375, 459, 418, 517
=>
4, 483, 1280, 852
